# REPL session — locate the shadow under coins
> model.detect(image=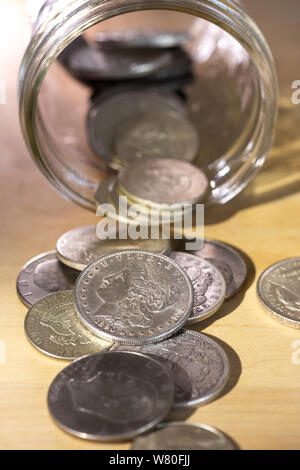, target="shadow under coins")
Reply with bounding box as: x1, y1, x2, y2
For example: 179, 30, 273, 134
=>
165, 333, 242, 425
172, 240, 256, 322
